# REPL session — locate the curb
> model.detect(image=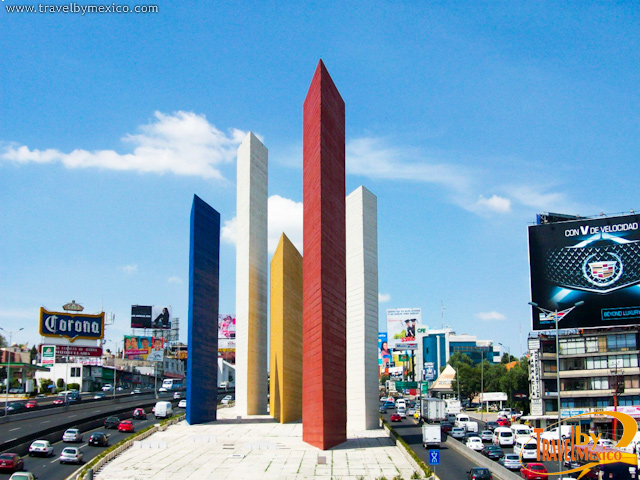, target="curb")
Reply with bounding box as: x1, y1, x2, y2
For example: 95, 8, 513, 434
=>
444, 436, 522, 480
381, 419, 439, 480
